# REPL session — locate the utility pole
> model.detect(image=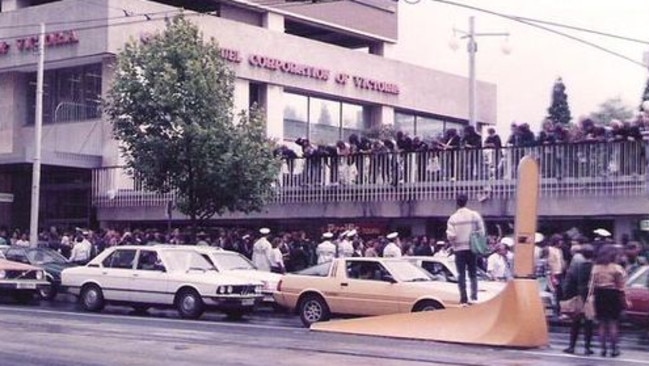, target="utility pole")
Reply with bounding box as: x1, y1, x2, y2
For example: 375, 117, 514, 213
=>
29, 23, 45, 247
